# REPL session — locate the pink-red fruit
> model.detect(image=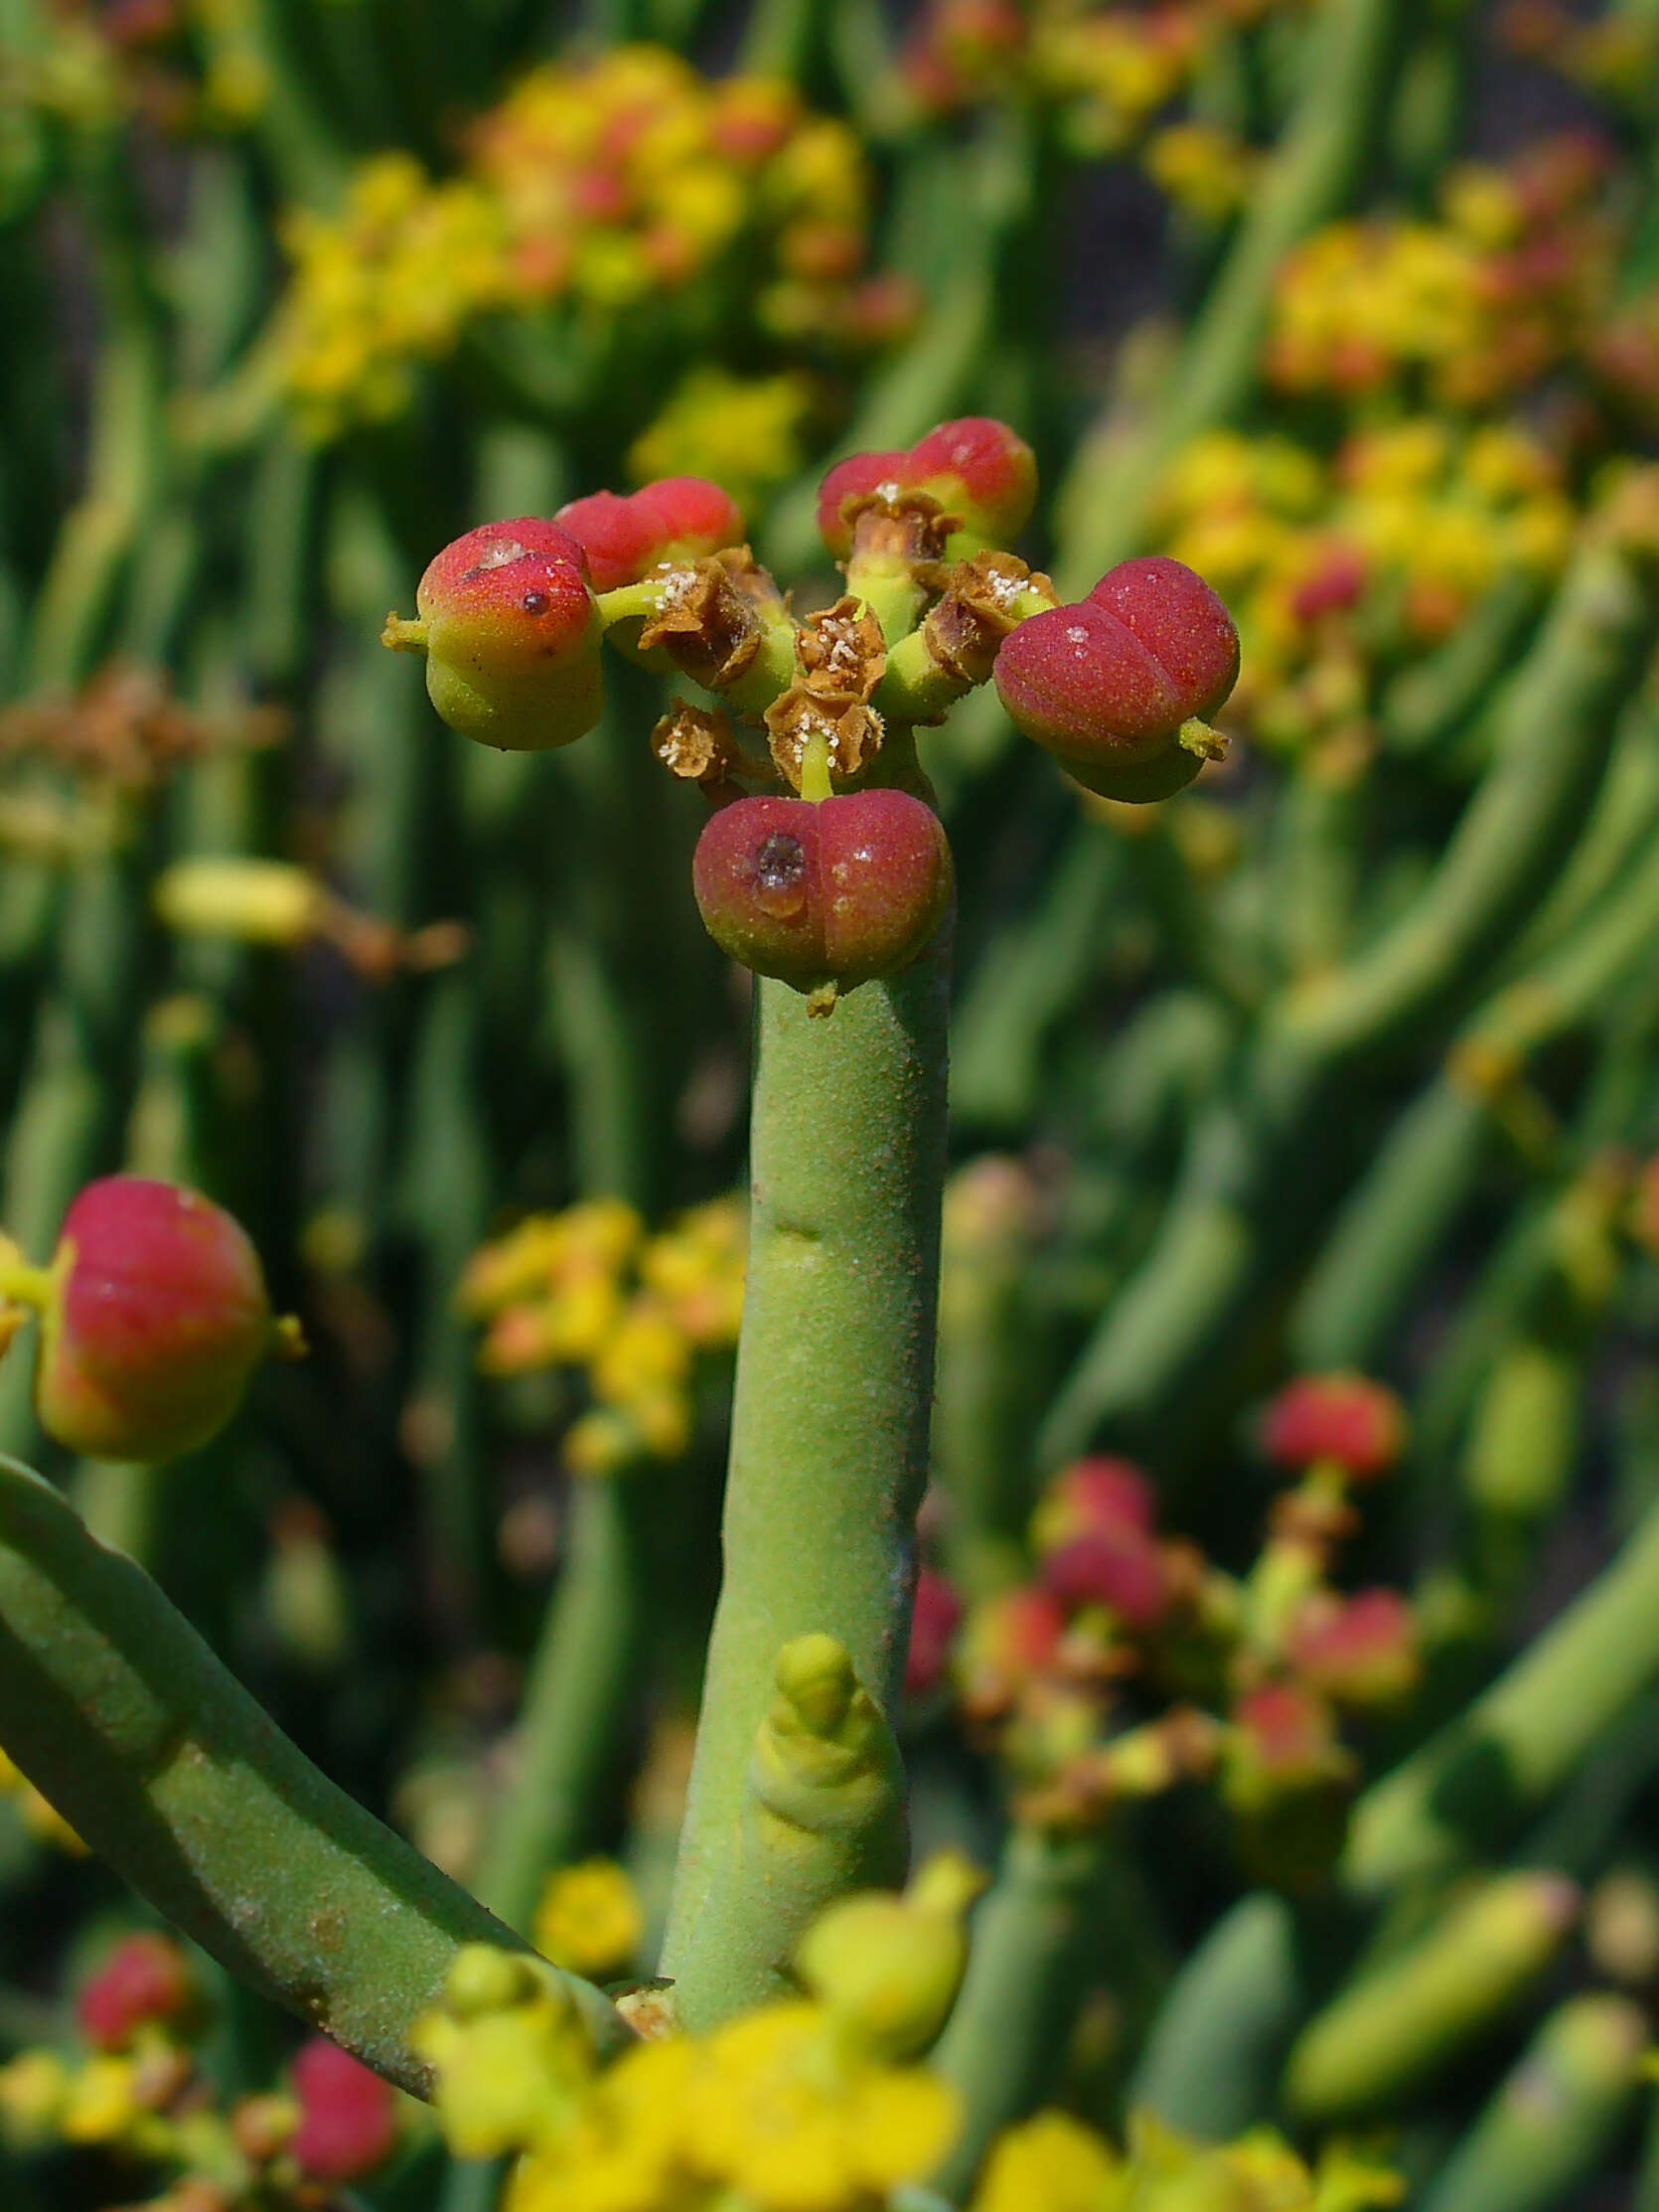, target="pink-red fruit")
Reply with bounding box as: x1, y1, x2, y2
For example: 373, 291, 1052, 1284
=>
816, 417, 1037, 558
692, 790, 953, 994
555, 477, 746, 592
1261, 1372, 1407, 1483
36, 1177, 275, 1464
993, 556, 1239, 799
412, 519, 602, 750
289, 2038, 399, 2181
76, 1934, 194, 2050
